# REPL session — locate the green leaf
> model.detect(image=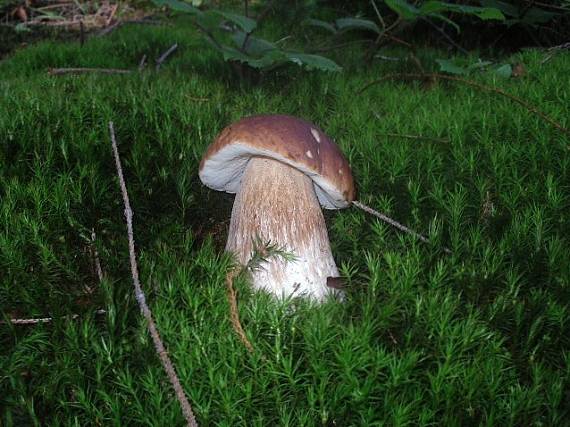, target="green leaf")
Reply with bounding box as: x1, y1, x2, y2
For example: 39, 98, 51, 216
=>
151, 0, 201, 14
428, 12, 461, 33
196, 10, 222, 30
467, 60, 493, 71
222, 46, 286, 69
477, 8, 506, 21
303, 18, 337, 34
437, 58, 497, 75
335, 18, 380, 34
522, 8, 558, 24
420, 1, 505, 21
14, 23, 31, 33
231, 31, 277, 56
481, 0, 558, 23
202, 35, 223, 53
220, 45, 251, 62
480, 0, 519, 17
493, 64, 512, 78
283, 52, 342, 72
436, 59, 469, 75
212, 10, 256, 33
384, 0, 419, 20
